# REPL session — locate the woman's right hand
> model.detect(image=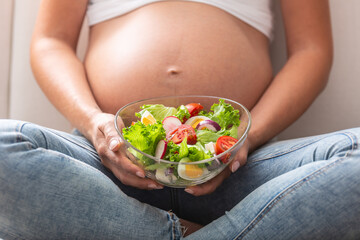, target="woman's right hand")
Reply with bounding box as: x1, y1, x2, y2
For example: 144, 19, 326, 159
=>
88, 112, 164, 190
